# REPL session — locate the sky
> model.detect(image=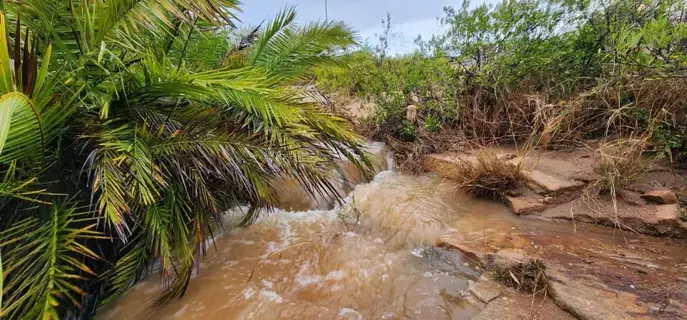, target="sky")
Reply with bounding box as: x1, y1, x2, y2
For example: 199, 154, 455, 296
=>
238, 0, 471, 55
